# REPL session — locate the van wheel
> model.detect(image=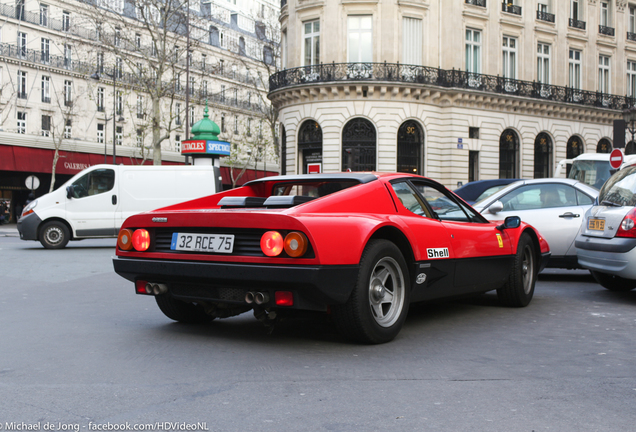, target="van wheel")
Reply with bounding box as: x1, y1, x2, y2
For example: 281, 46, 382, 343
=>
590, 271, 636, 292
155, 294, 215, 323
39, 221, 70, 249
